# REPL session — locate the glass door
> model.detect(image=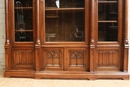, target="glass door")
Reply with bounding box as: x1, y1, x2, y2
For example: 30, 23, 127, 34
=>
98, 0, 118, 41
14, 0, 33, 42
96, 0, 122, 71
45, 0, 85, 42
